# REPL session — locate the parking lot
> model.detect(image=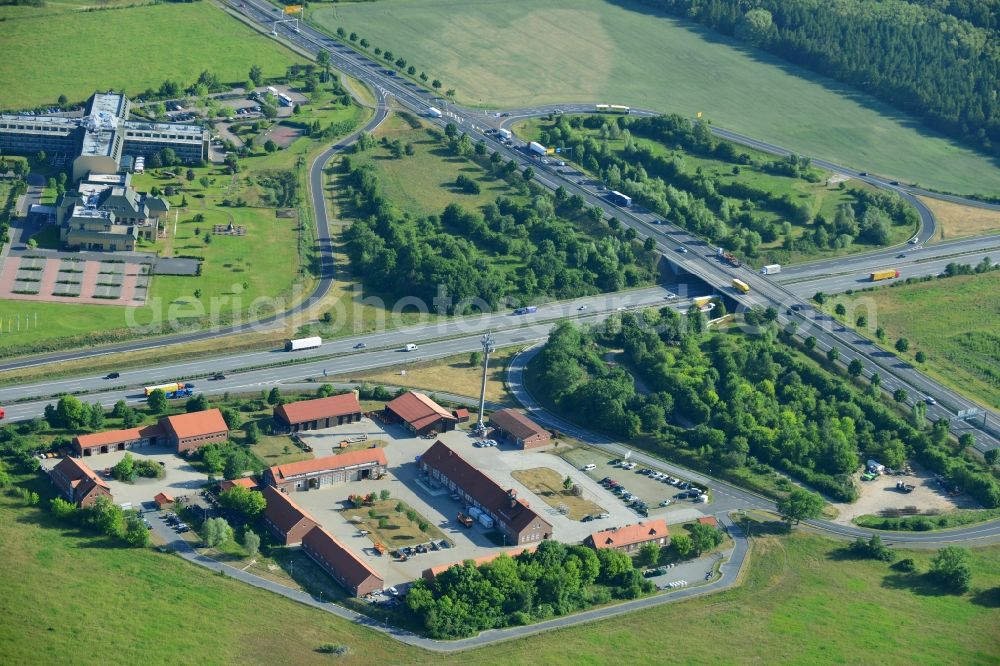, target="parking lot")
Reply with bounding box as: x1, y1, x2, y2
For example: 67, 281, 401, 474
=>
292, 421, 645, 586
560, 446, 714, 524
40, 444, 209, 509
